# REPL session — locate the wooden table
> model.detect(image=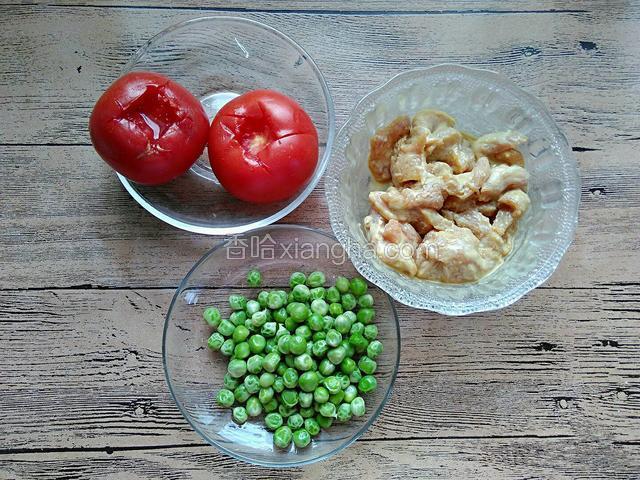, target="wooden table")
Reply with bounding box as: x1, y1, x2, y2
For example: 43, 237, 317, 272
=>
2, 1, 639, 478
